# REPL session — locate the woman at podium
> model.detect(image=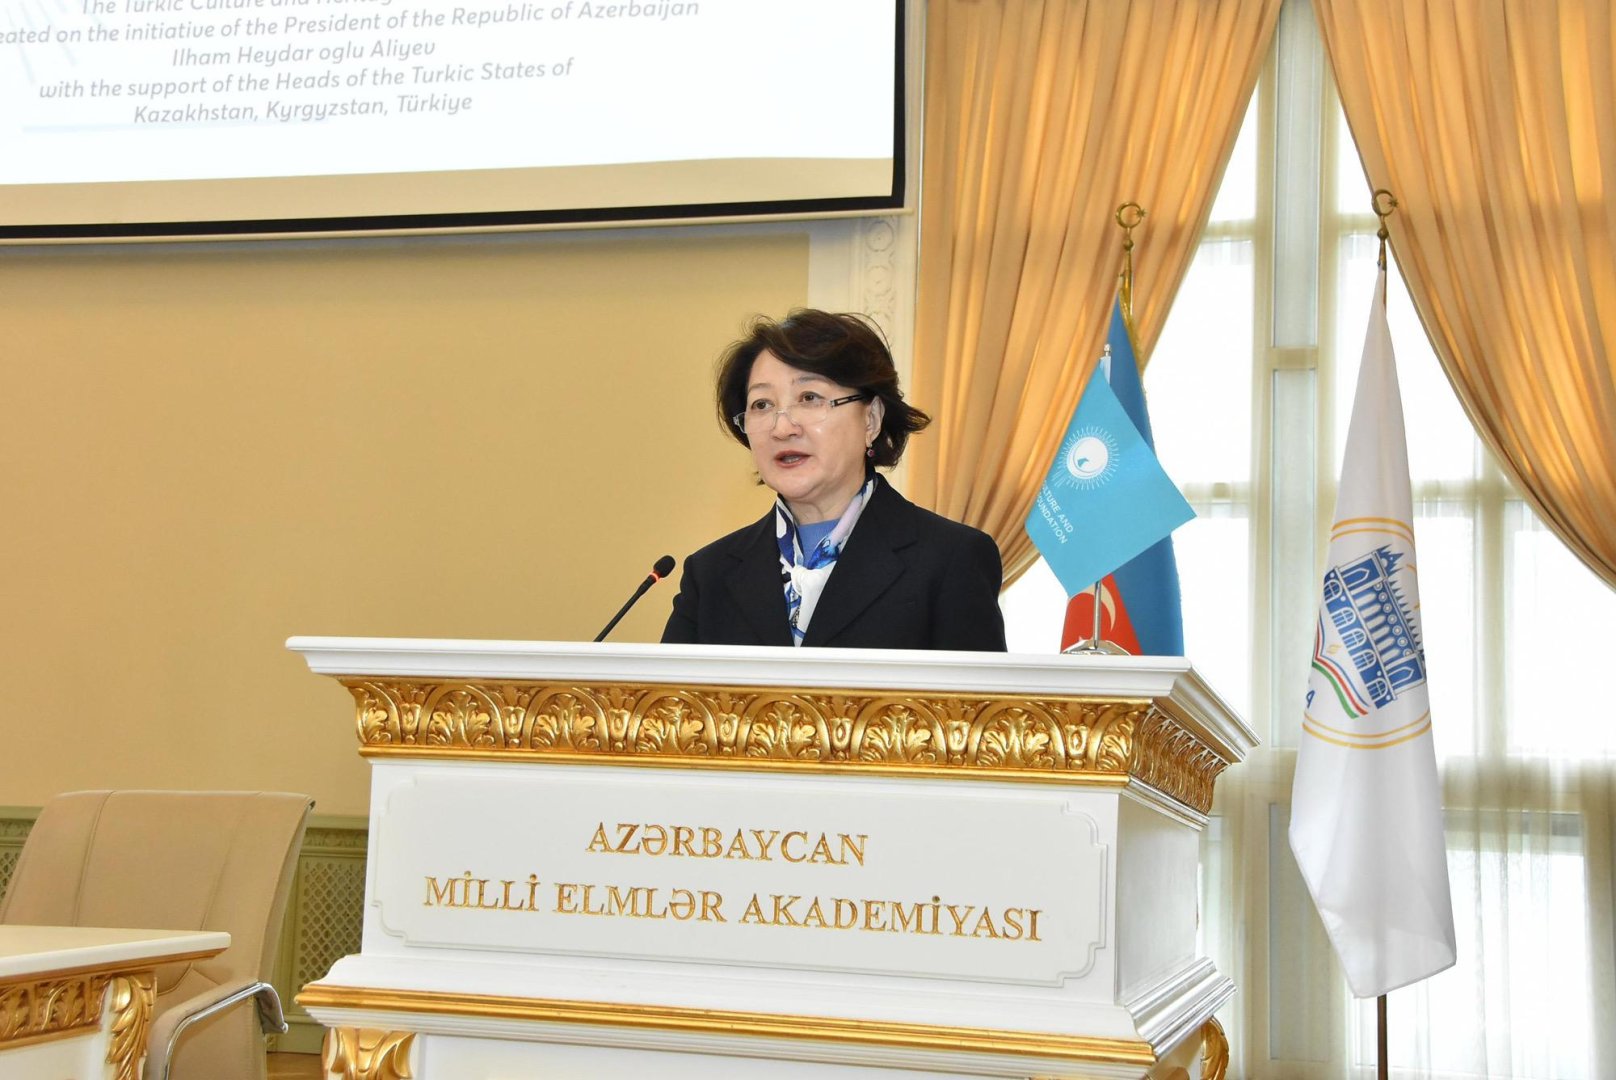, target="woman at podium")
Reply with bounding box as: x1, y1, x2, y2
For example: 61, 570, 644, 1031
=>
662, 309, 1007, 651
